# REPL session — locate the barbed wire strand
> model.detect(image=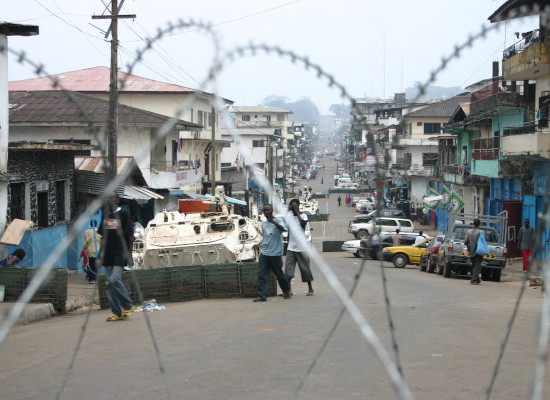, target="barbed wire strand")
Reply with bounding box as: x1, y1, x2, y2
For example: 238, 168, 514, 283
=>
215, 45, 413, 399
290, 259, 366, 399
56, 281, 98, 399
1, 5, 549, 398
